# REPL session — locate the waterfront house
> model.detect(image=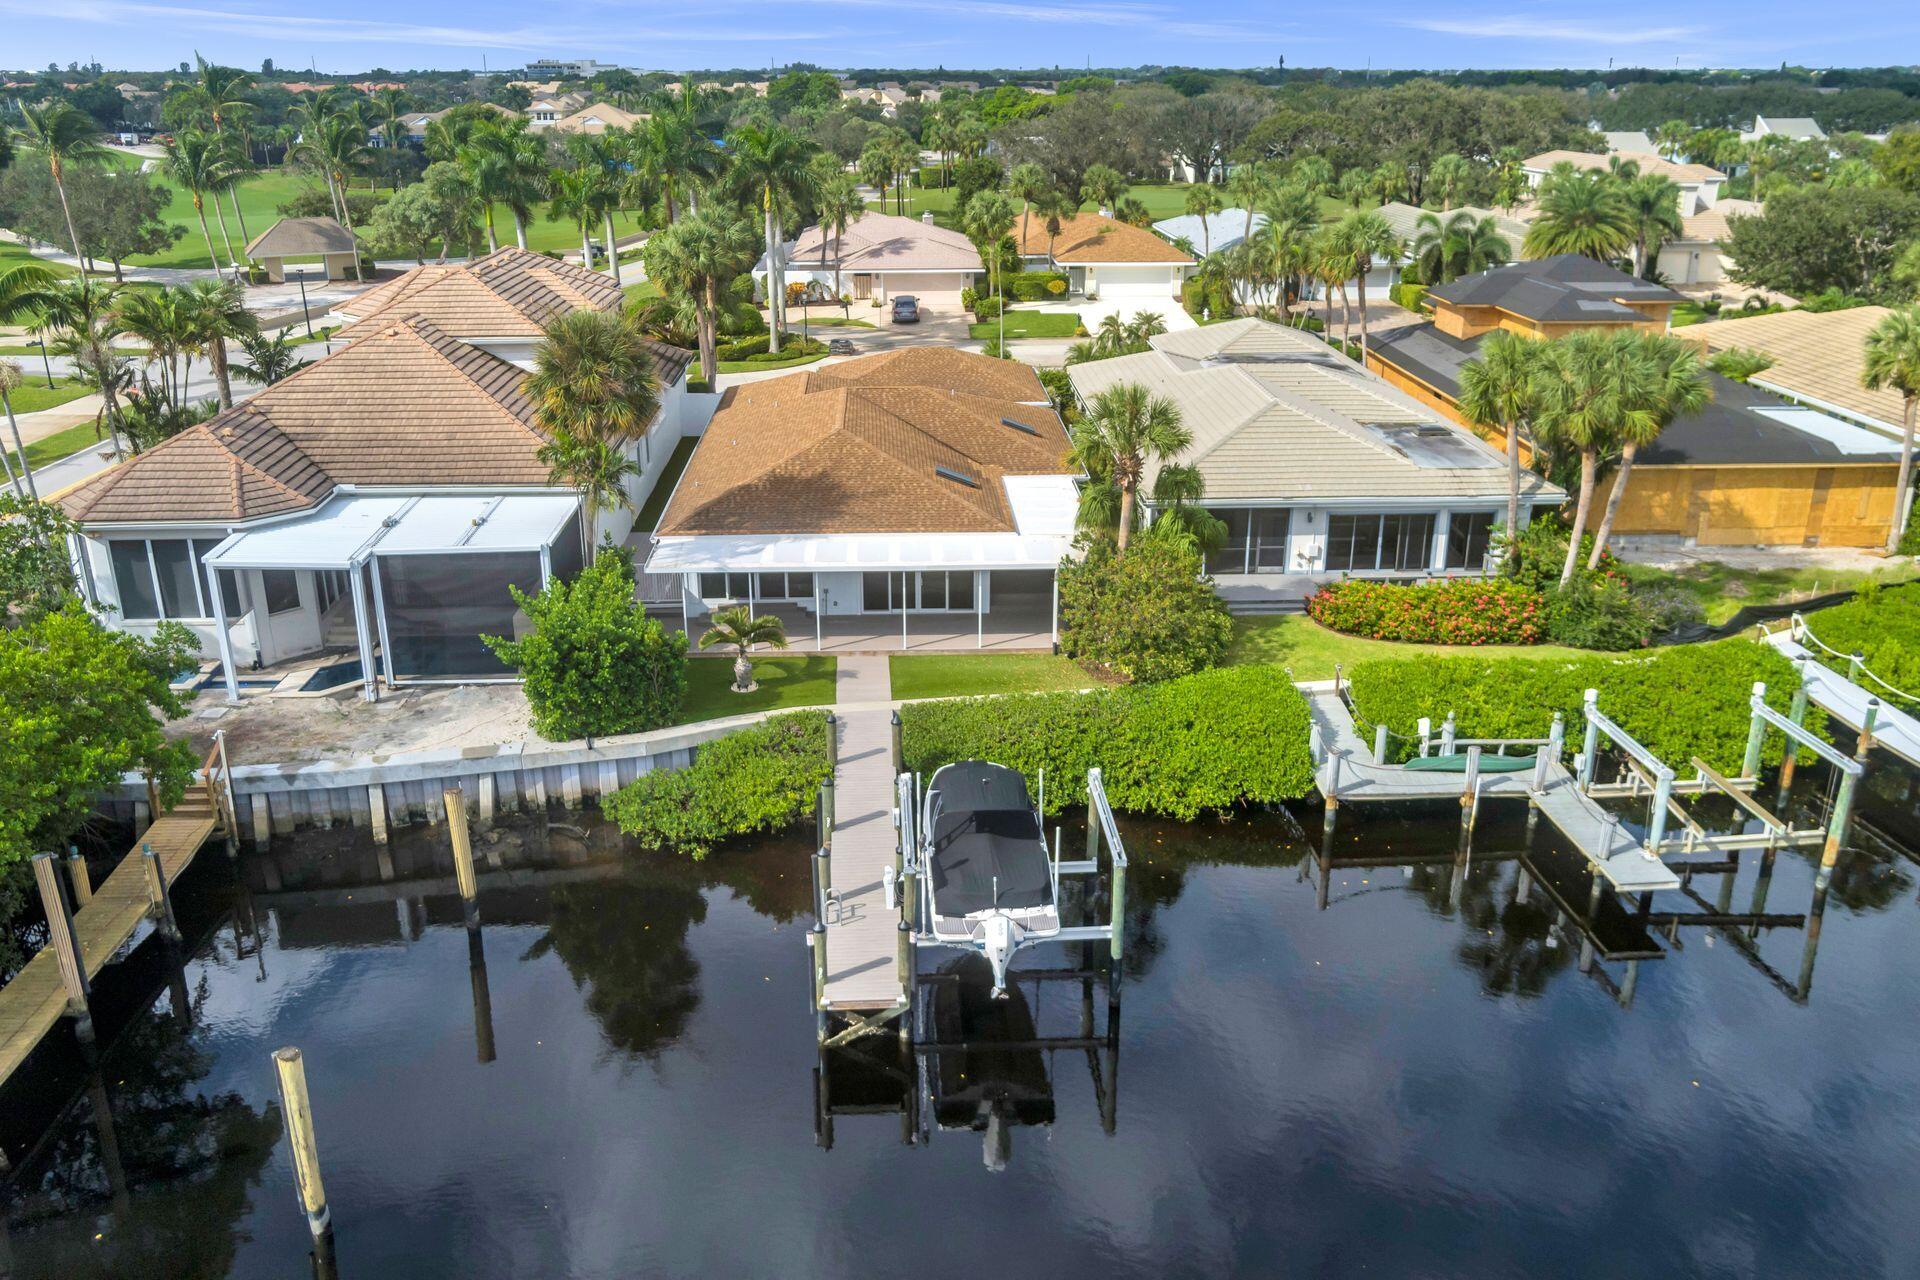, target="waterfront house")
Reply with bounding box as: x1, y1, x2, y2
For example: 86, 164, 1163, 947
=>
643, 347, 1078, 650
1066, 319, 1564, 598
59, 249, 693, 701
